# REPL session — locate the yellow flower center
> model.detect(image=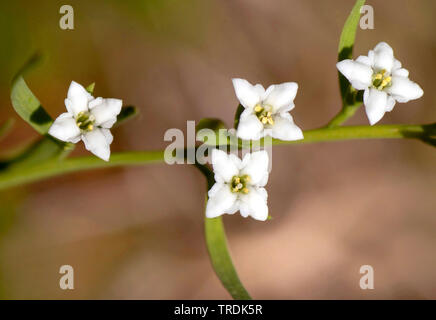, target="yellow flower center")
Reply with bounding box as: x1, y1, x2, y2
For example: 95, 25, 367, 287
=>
372, 69, 392, 90
76, 111, 95, 132
254, 104, 274, 125
230, 174, 251, 194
